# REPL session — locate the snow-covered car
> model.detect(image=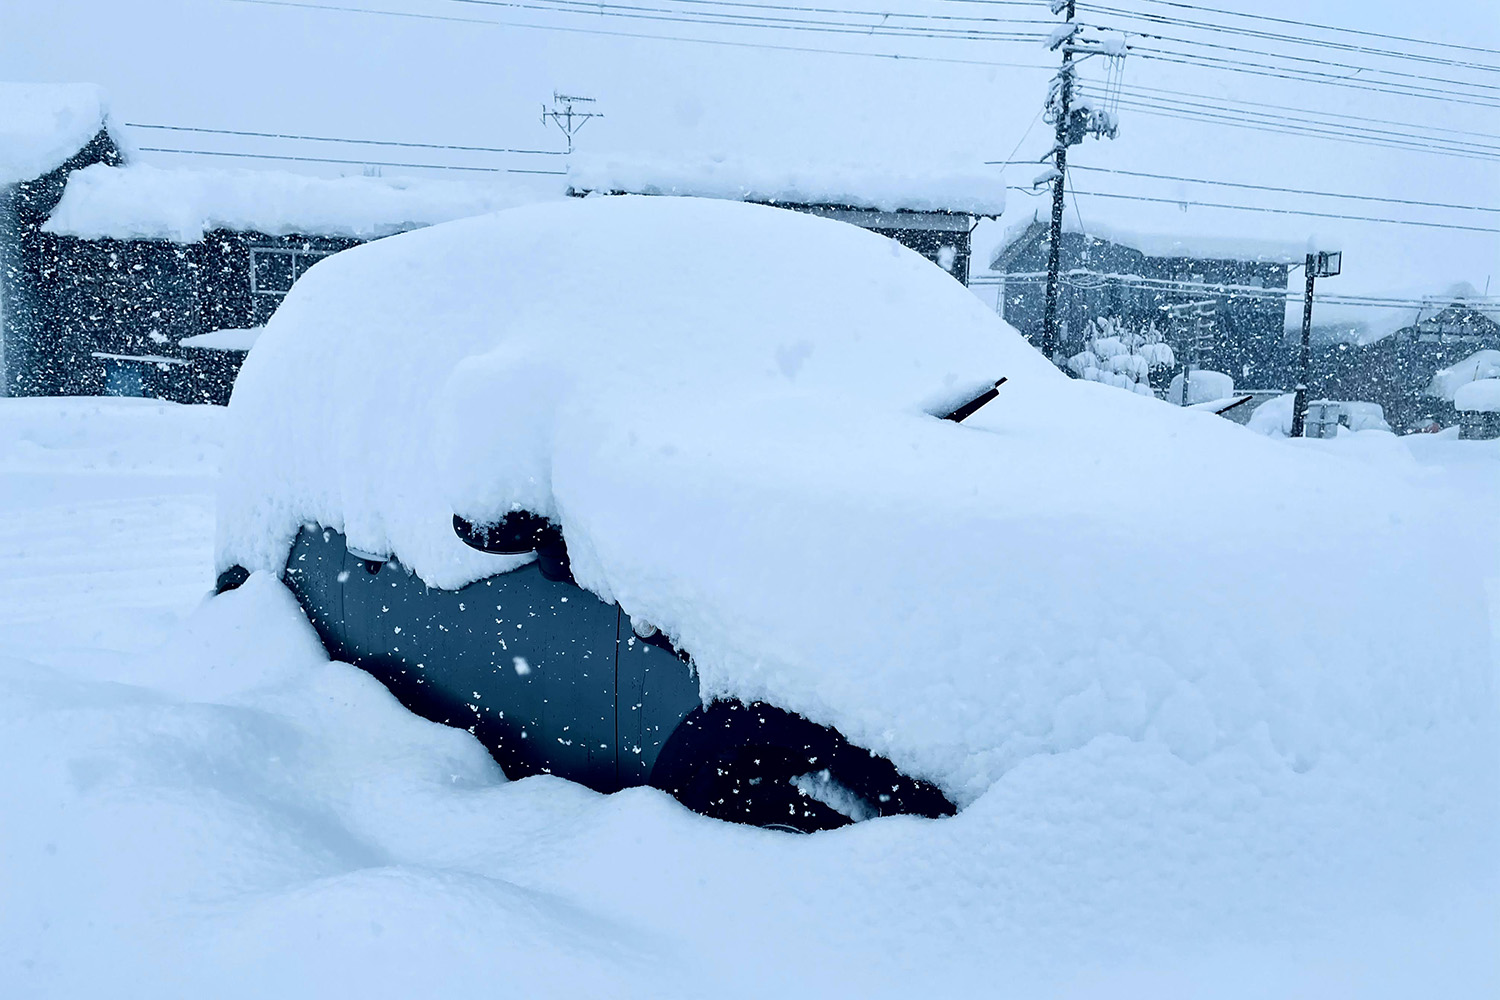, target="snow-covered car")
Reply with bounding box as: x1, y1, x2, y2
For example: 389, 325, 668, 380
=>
213, 195, 1043, 831
214, 195, 1384, 835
